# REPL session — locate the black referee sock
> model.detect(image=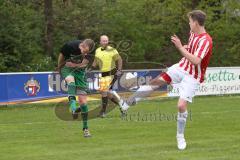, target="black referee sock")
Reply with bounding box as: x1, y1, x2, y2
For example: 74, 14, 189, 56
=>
101, 97, 108, 112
